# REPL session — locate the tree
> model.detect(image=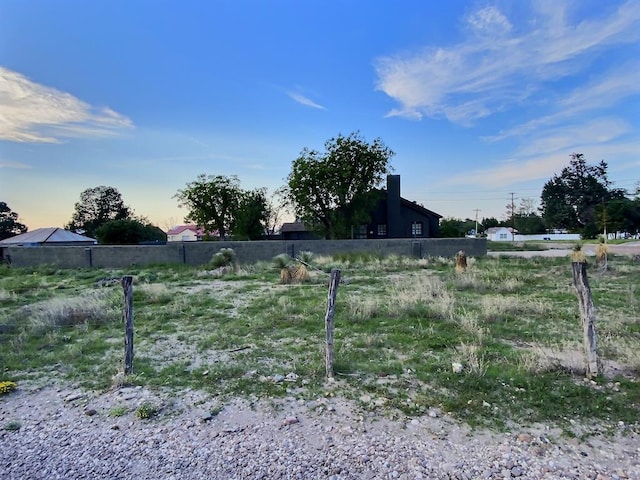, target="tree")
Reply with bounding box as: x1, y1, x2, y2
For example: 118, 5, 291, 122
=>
439, 217, 475, 238
540, 153, 614, 237
232, 188, 271, 240
174, 175, 241, 240
95, 219, 166, 245
0, 202, 28, 240
284, 132, 394, 239
481, 217, 500, 230
175, 174, 270, 240
66, 186, 131, 238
